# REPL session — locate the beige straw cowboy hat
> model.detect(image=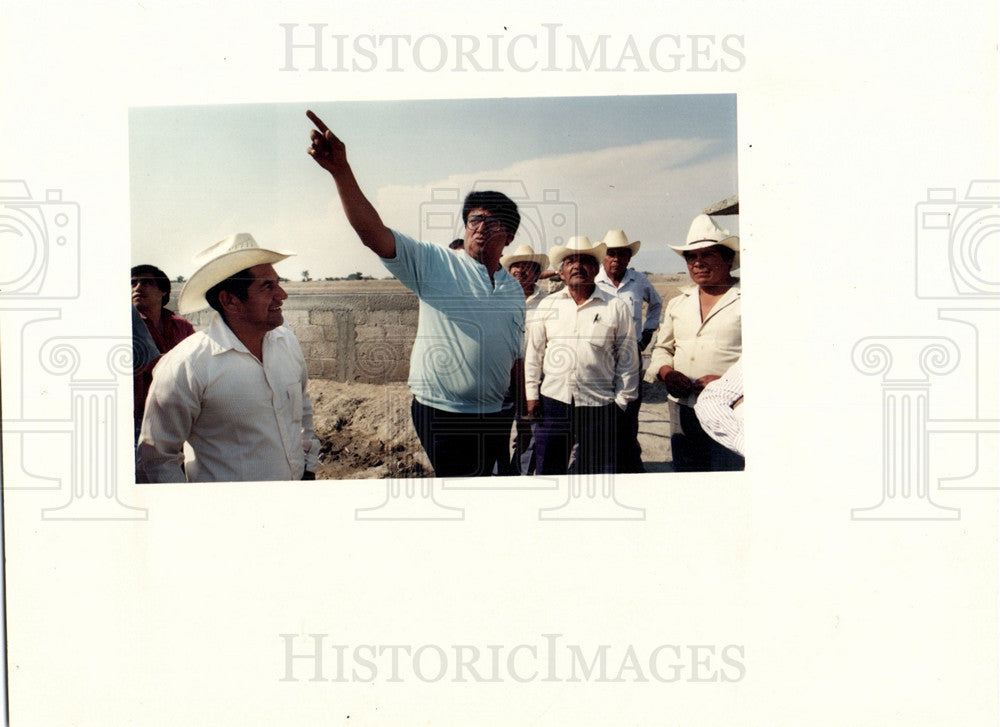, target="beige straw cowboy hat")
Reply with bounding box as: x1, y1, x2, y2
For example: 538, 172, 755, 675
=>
178, 233, 294, 314
548, 236, 608, 268
668, 214, 740, 269
601, 229, 641, 256
500, 243, 550, 271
